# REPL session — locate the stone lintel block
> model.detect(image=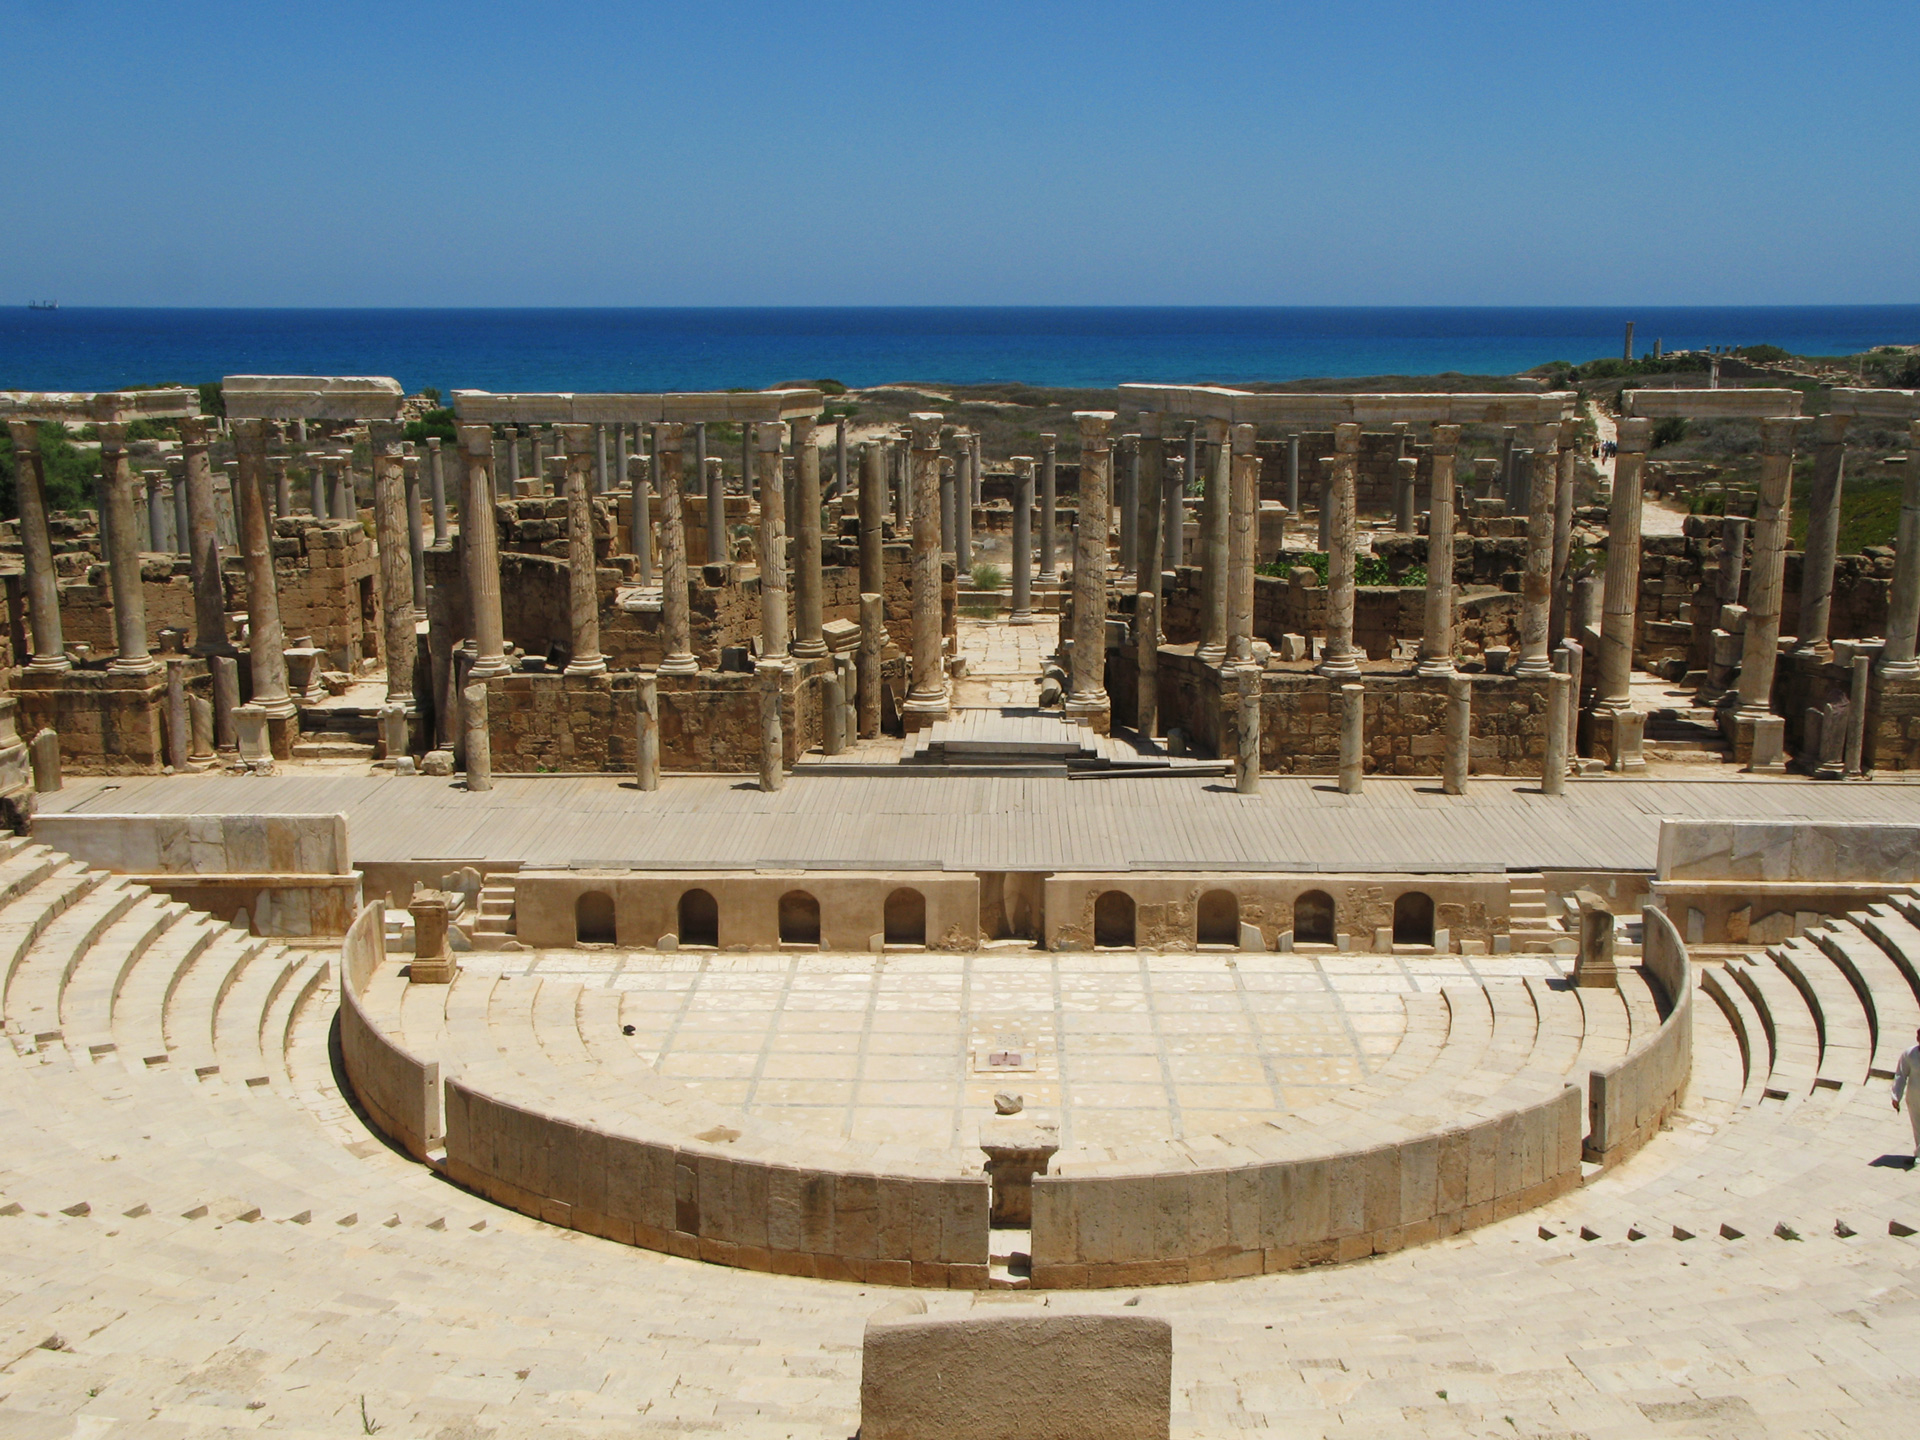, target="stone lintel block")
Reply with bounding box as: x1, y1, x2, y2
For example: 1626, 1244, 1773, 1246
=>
222, 375, 404, 421
452, 388, 825, 426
